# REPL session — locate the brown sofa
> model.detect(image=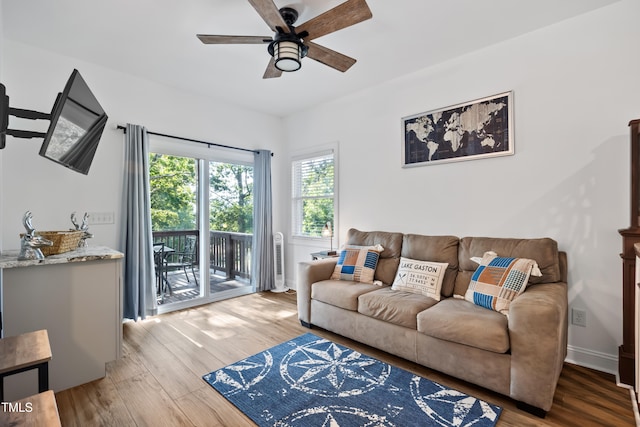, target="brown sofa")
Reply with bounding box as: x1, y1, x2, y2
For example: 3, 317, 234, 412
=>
297, 228, 568, 417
